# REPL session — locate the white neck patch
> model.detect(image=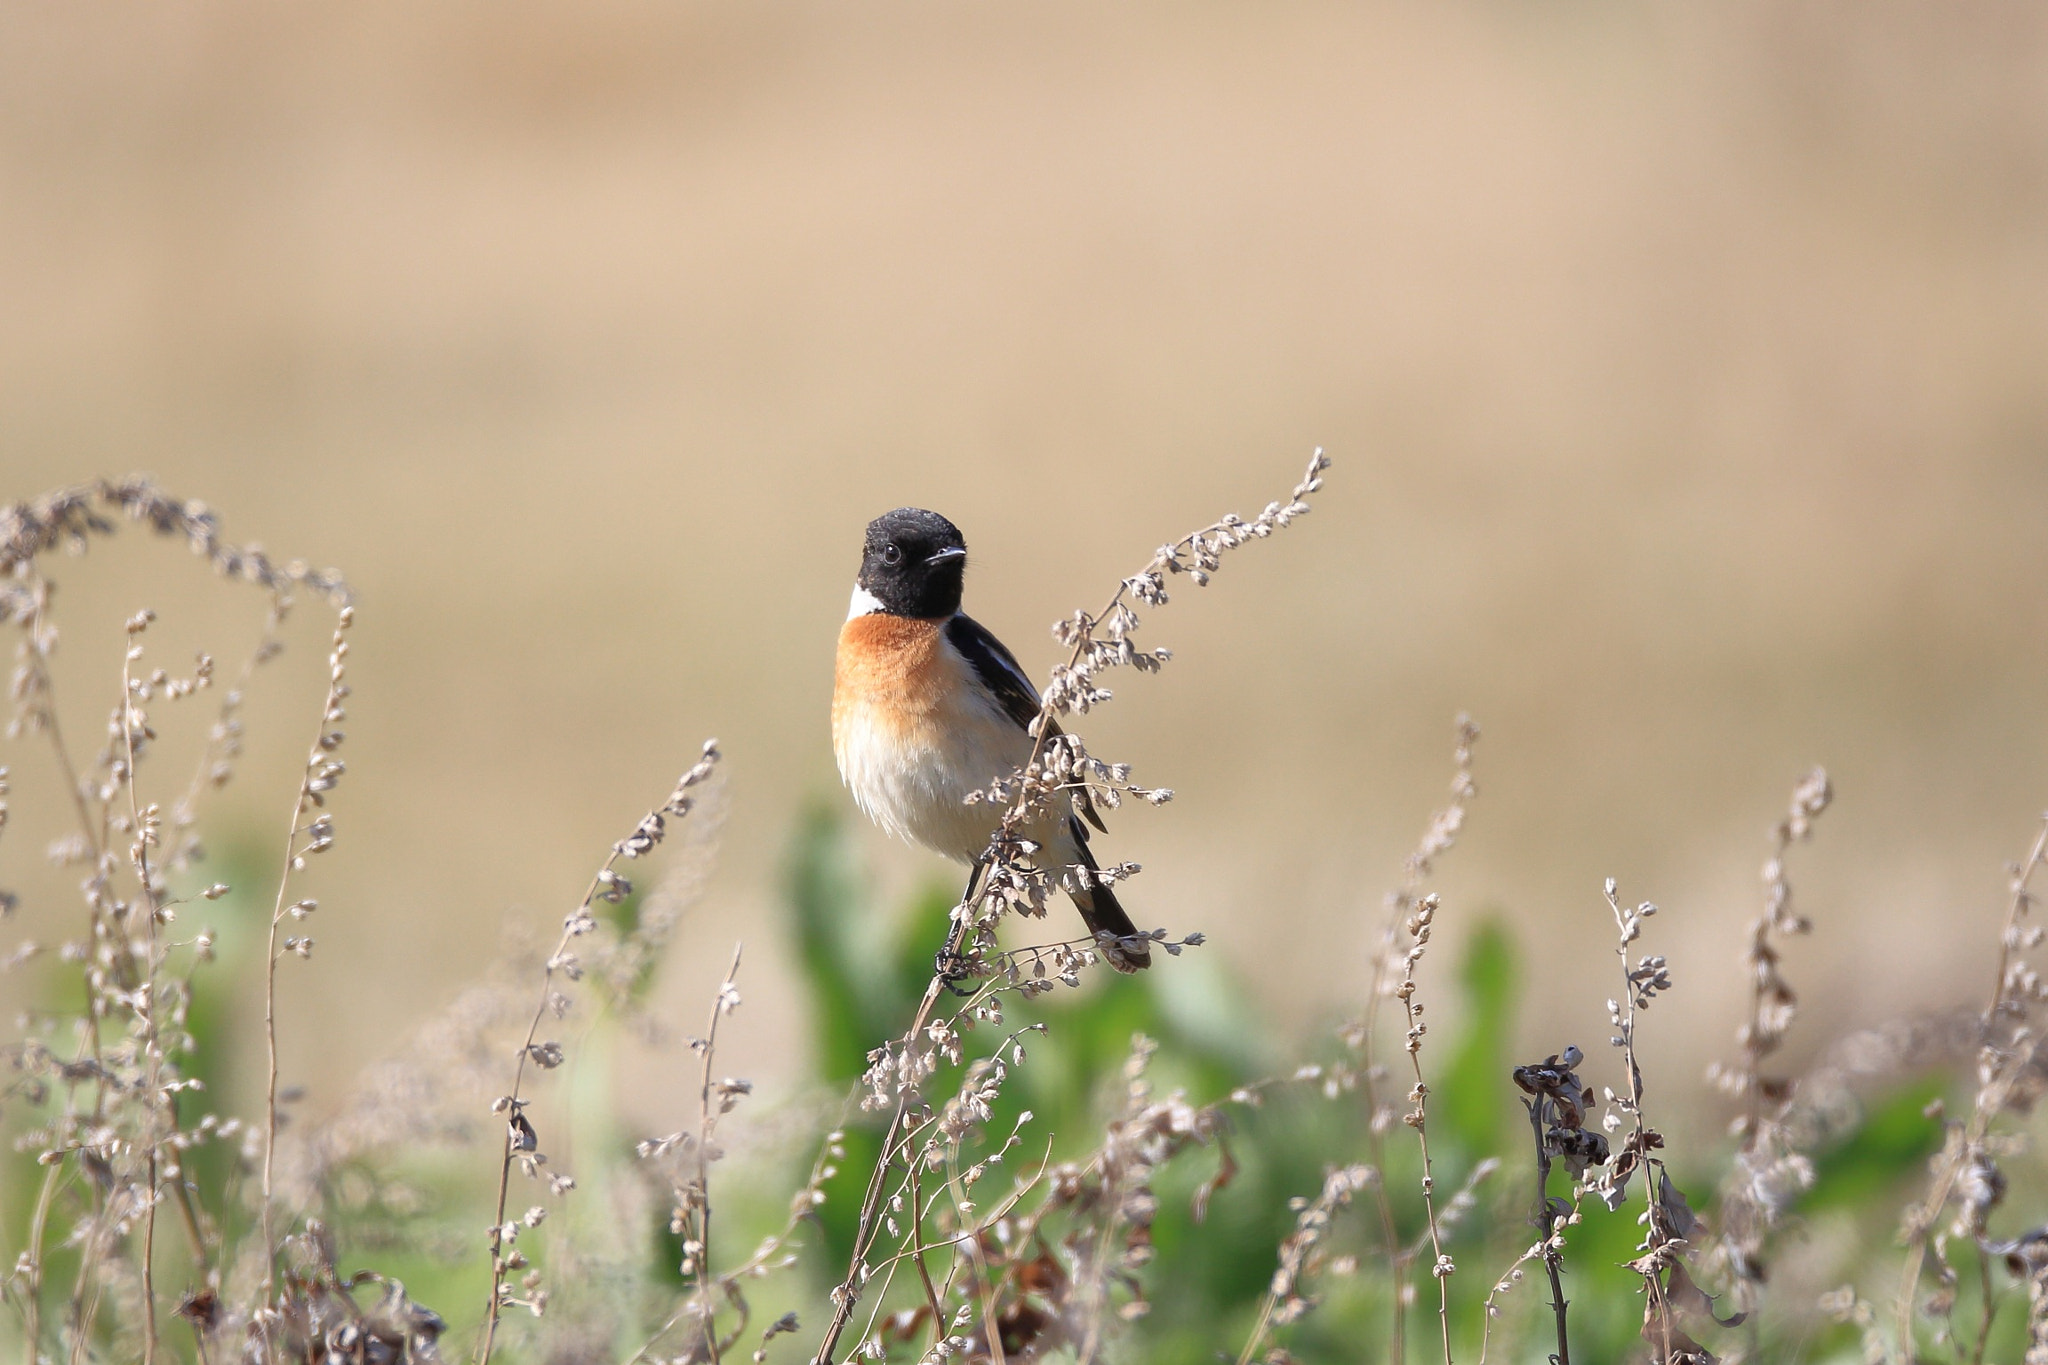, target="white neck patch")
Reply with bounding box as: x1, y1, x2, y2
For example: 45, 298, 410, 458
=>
847, 584, 888, 620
